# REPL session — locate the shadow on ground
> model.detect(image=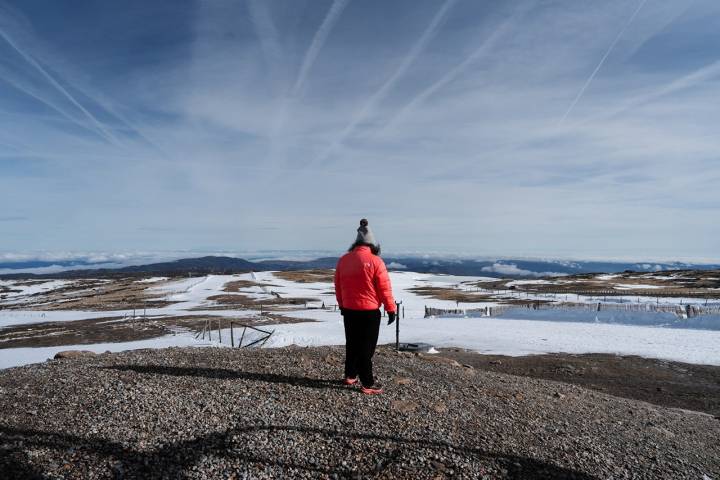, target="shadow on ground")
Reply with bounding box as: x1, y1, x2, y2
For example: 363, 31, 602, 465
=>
0, 423, 597, 479
102, 364, 345, 390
